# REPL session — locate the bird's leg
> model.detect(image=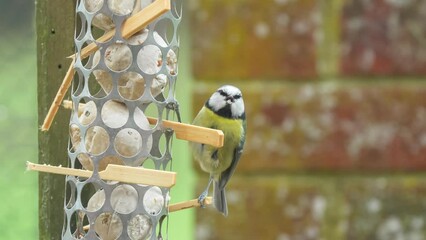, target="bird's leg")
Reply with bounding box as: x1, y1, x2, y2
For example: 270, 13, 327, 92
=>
166, 101, 182, 123
198, 177, 213, 208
